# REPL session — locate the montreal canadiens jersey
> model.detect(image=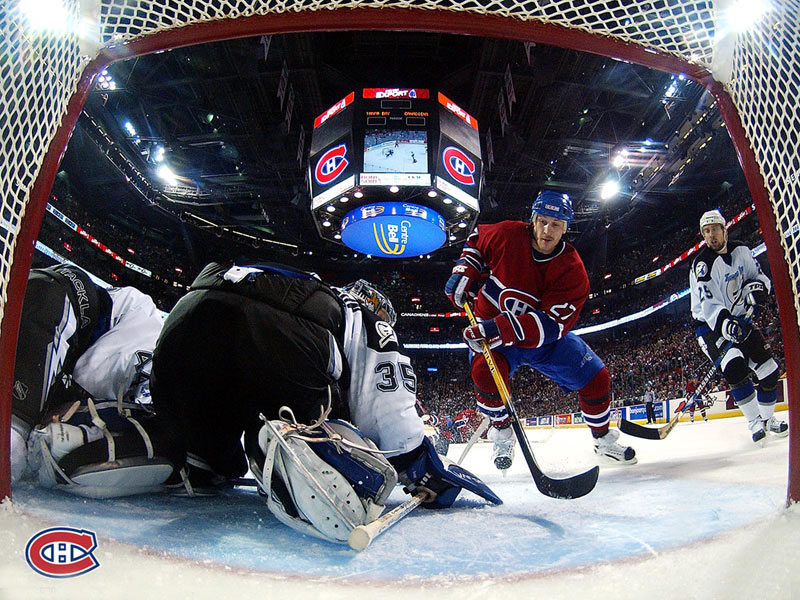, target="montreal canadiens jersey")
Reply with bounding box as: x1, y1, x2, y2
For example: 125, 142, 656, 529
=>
464, 220, 590, 347
334, 288, 425, 458
72, 286, 164, 403
689, 240, 771, 331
